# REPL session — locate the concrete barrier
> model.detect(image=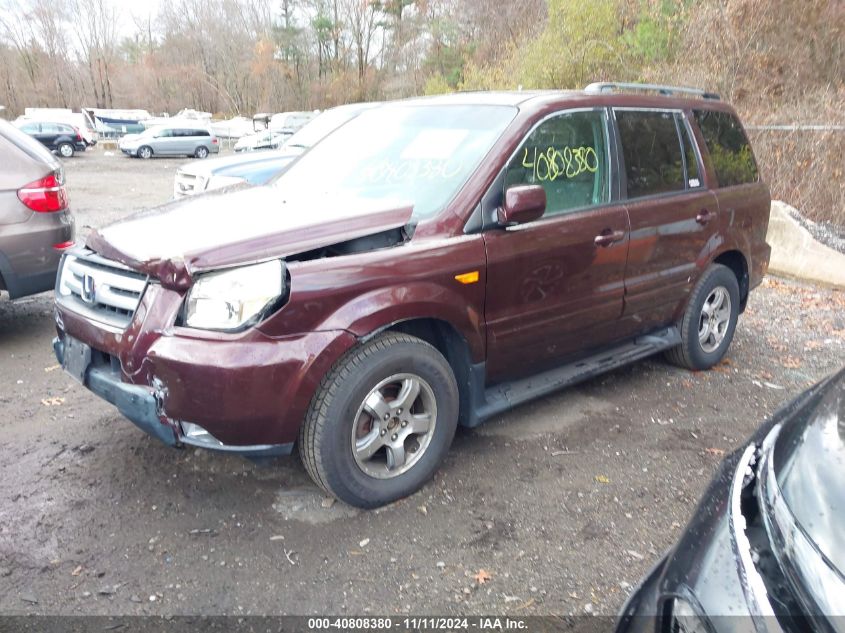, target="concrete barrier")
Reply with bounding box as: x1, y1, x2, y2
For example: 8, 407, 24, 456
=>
766, 201, 845, 288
